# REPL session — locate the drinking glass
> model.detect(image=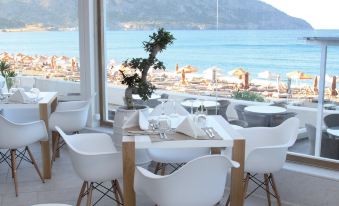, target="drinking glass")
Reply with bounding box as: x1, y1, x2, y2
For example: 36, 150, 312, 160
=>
187, 99, 195, 115
7, 77, 20, 92
169, 99, 179, 117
